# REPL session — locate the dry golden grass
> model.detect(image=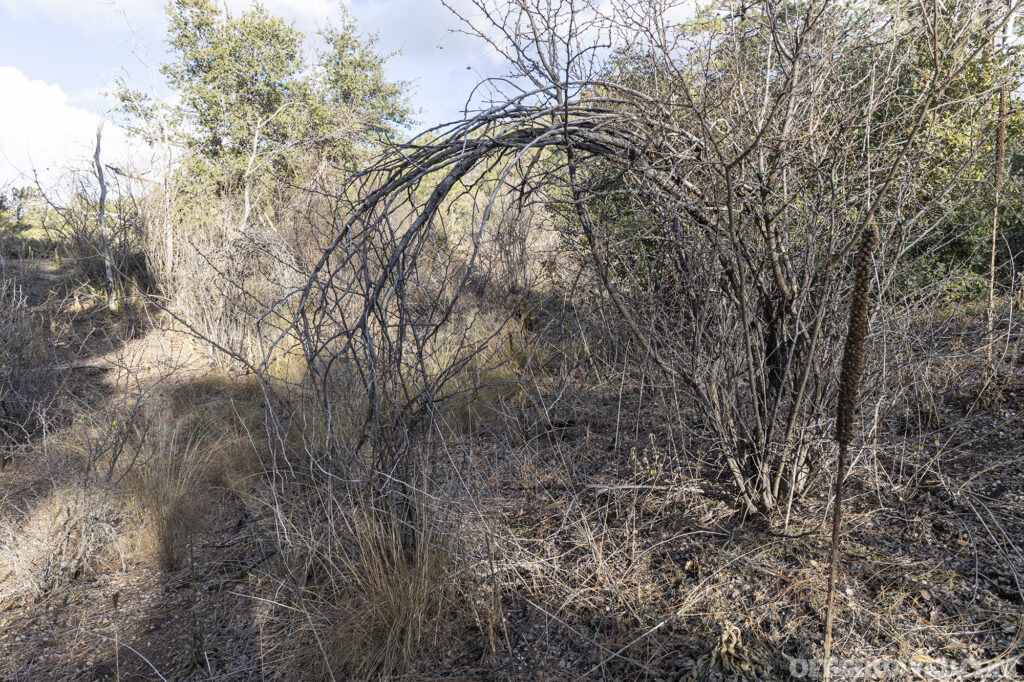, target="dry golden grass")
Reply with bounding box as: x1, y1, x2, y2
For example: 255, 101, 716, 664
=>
271, 489, 473, 680
284, 306, 532, 470
0, 368, 267, 585
320, 512, 455, 677
125, 416, 221, 570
